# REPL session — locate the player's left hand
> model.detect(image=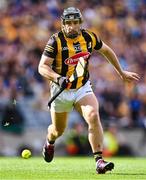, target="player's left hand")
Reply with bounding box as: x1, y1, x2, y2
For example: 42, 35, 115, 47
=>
120, 70, 140, 82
